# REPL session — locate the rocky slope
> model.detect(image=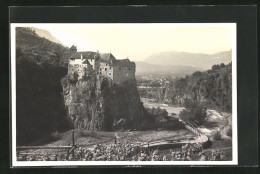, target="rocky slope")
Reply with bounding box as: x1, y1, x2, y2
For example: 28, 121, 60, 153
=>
61, 75, 151, 131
